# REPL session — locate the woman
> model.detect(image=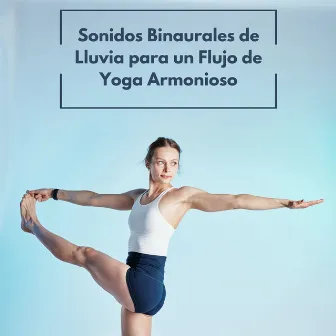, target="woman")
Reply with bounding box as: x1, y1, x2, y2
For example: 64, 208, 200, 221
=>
20, 137, 323, 336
